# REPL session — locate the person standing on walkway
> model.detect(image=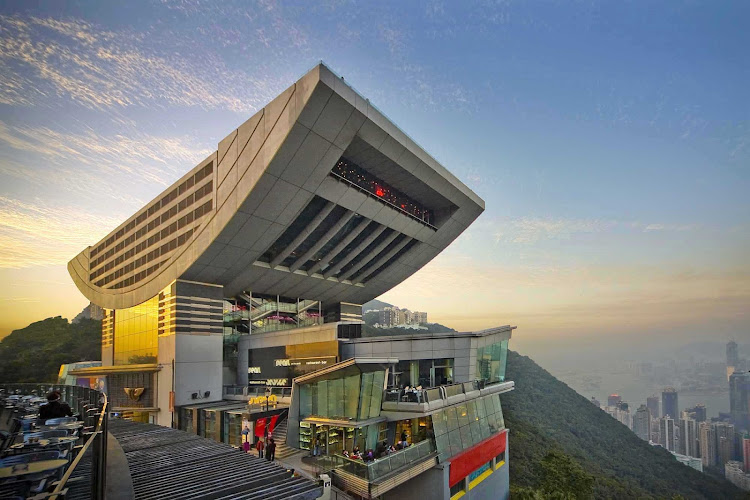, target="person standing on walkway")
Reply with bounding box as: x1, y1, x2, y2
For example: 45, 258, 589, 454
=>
241, 425, 250, 452
256, 438, 265, 458
267, 437, 276, 462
